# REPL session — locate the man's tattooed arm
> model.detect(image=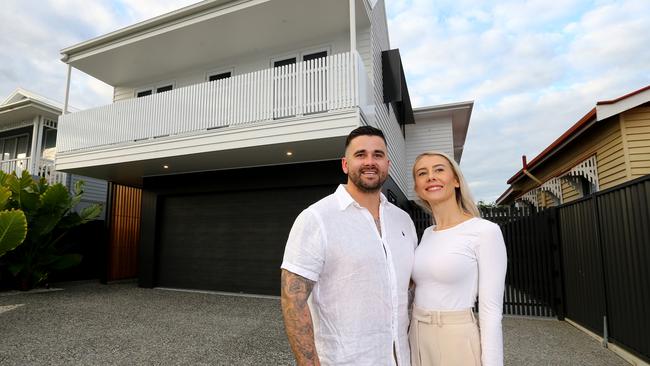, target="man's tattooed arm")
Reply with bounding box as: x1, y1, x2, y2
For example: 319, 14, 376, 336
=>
281, 269, 320, 366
